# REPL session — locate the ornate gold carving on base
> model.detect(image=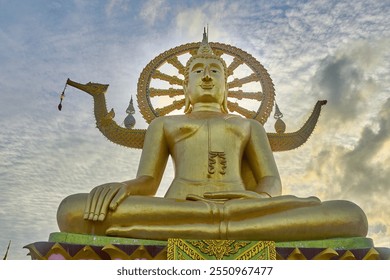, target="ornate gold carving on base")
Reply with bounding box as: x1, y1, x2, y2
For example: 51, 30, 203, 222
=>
167, 239, 276, 260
